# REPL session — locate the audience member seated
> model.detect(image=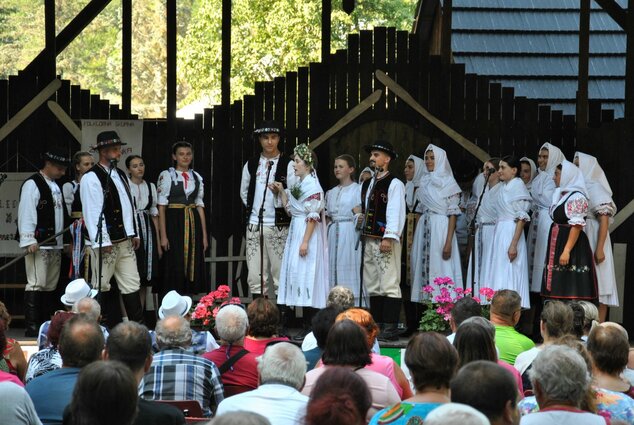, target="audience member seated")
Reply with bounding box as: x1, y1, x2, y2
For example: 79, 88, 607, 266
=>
371, 332, 457, 425
0, 381, 42, 425
139, 316, 224, 417
336, 308, 413, 399
570, 300, 599, 342
305, 366, 372, 425
25, 312, 74, 384
301, 286, 355, 352
0, 323, 25, 387
243, 298, 289, 356
447, 296, 482, 344
210, 412, 271, 425
203, 305, 259, 392
64, 361, 138, 425
104, 321, 185, 425
514, 301, 573, 394
302, 320, 400, 420
587, 323, 634, 398
425, 403, 491, 425
26, 314, 104, 425
216, 342, 308, 425
0, 302, 28, 381
453, 317, 523, 396
451, 361, 520, 425
489, 290, 534, 365
150, 290, 218, 355
303, 306, 344, 370
521, 345, 606, 424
